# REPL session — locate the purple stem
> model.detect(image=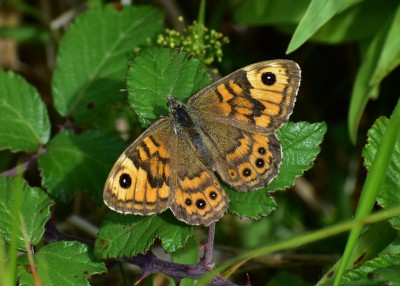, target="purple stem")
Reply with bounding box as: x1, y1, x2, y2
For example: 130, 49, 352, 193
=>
127, 252, 239, 286
202, 222, 215, 266
0, 155, 38, 176
0, 145, 45, 176
44, 218, 94, 246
